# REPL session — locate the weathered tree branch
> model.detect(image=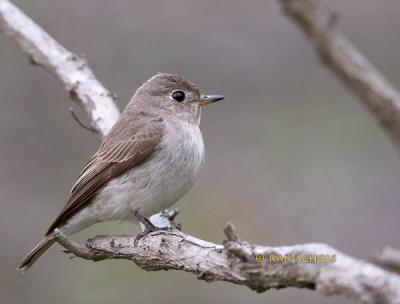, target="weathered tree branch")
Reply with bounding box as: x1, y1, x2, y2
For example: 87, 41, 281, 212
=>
2, 0, 400, 303
52, 223, 400, 304
277, 0, 400, 150
0, 0, 120, 136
